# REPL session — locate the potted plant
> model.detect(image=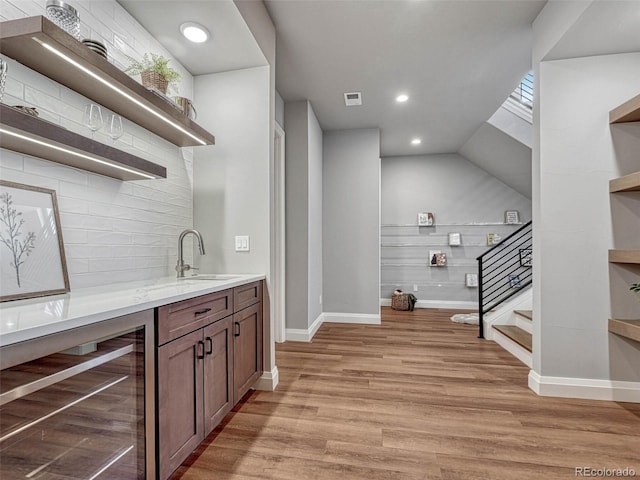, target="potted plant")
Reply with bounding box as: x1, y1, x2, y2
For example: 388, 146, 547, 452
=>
124, 53, 181, 95
631, 280, 640, 294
